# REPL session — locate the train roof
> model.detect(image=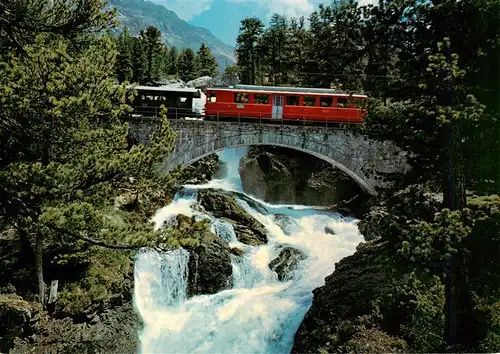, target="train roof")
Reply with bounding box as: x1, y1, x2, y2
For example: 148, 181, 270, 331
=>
128, 85, 200, 94
208, 84, 367, 98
